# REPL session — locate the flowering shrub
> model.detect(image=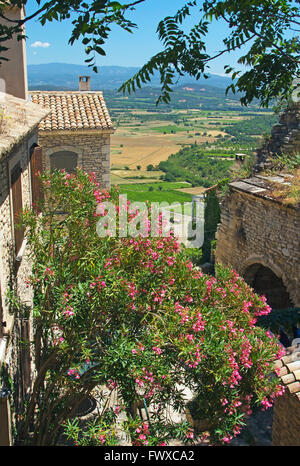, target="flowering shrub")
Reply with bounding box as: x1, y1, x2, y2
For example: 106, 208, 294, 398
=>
19, 168, 285, 446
